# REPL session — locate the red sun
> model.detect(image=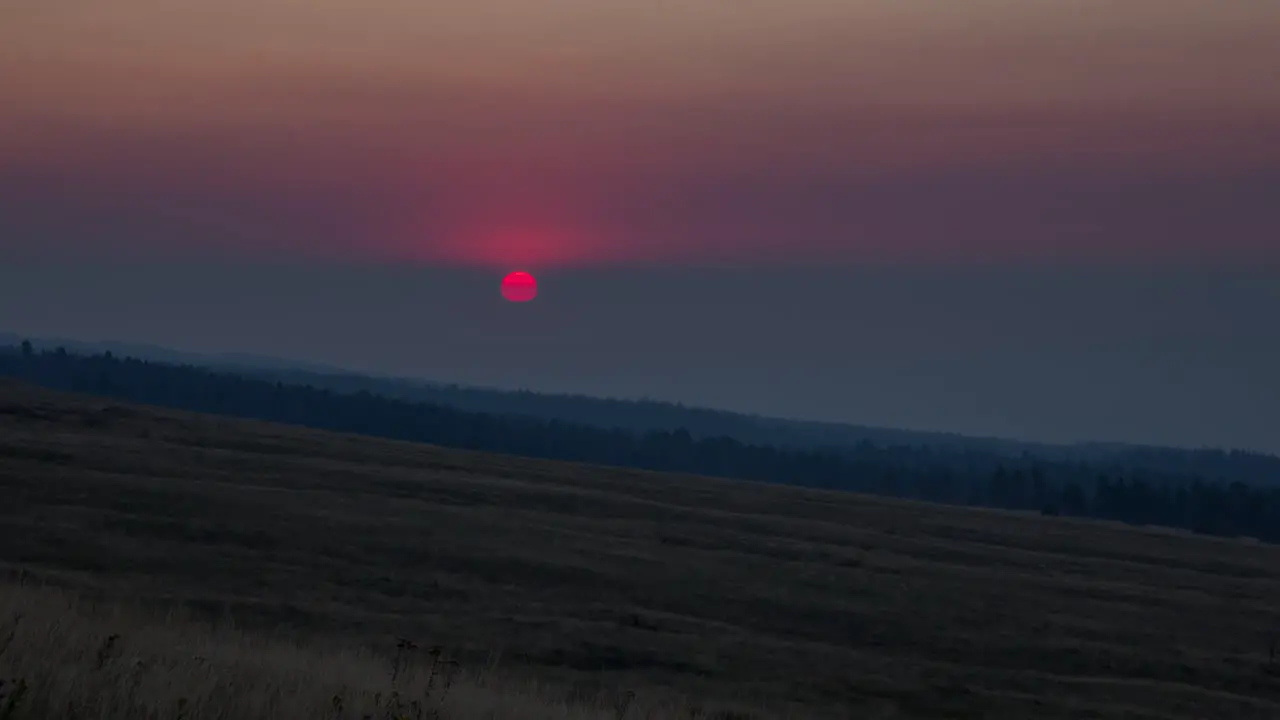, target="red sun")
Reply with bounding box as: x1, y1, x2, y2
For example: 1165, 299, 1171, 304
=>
500, 271, 538, 302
